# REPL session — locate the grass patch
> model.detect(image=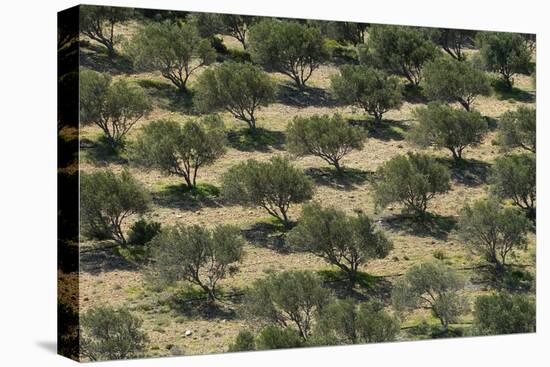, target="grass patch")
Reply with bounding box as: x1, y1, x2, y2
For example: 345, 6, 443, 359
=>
317, 268, 378, 289
227, 127, 285, 152
113, 245, 148, 263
